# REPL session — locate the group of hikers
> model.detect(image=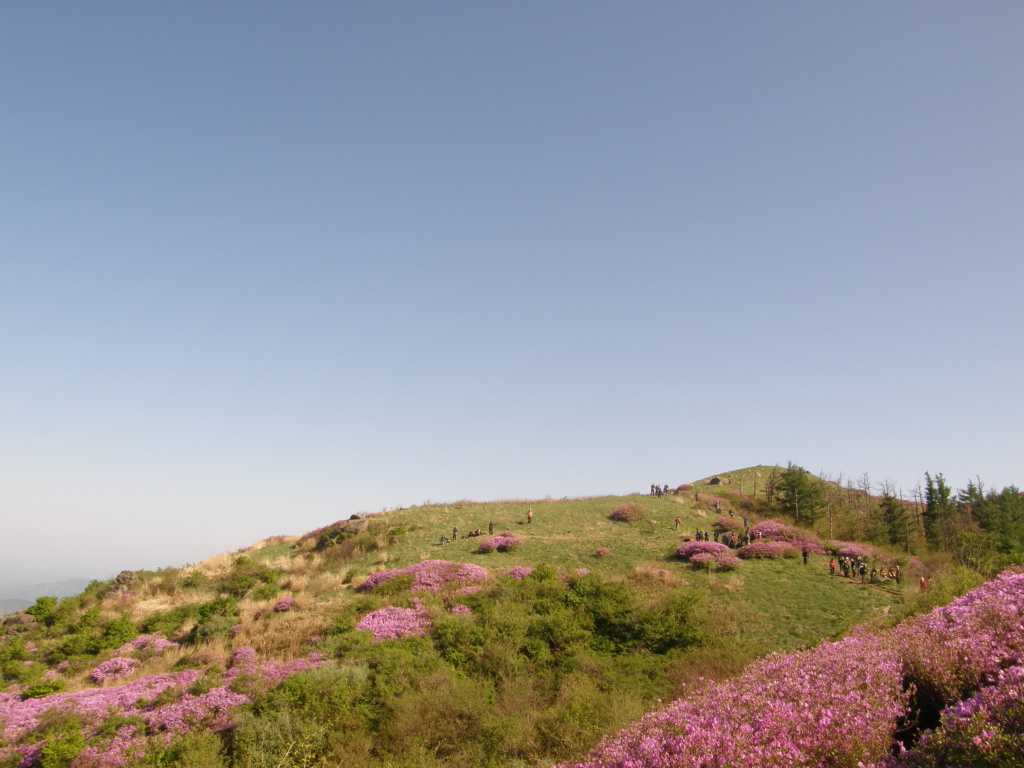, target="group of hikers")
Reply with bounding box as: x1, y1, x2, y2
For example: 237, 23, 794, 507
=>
828, 556, 902, 585
650, 484, 673, 496
439, 509, 533, 545
692, 528, 759, 548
